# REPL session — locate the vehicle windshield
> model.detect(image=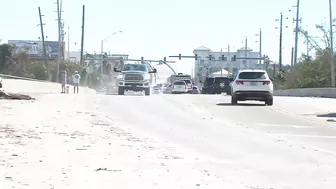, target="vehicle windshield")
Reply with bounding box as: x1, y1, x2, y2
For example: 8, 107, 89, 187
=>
122, 64, 148, 72
174, 81, 185, 85
238, 72, 266, 80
